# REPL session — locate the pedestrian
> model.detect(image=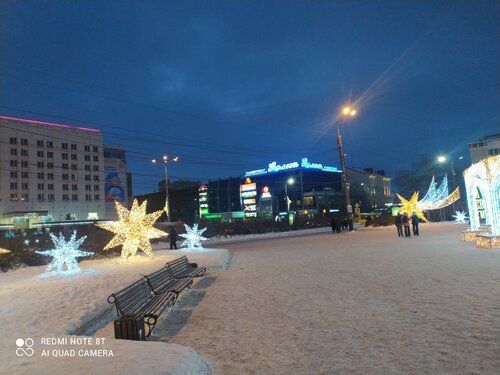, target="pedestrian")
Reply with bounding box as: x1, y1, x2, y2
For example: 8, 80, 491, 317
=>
169, 226, 178, 250
343, 217, 349, 230
411, 212, 420, 237
395, 212, 403, 238
402, 212, 411, 238
330, 218, 336, 233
